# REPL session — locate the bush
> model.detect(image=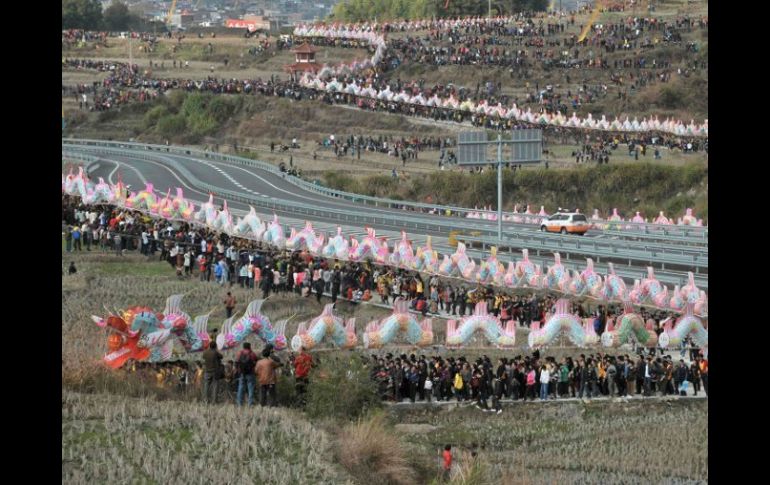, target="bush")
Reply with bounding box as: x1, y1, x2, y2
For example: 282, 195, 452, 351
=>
144, 104, 169, 130
208, 96, 235, 123
305, 356, 381, 420
275, 373, 299, 408
156, 113, 187, 138
166, 90, 187, 110
337, 413, 417, 485
323, 171, 361, 193
362, 175, 399, 197
658, 85, 687, 110
97, 109, 119, 122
